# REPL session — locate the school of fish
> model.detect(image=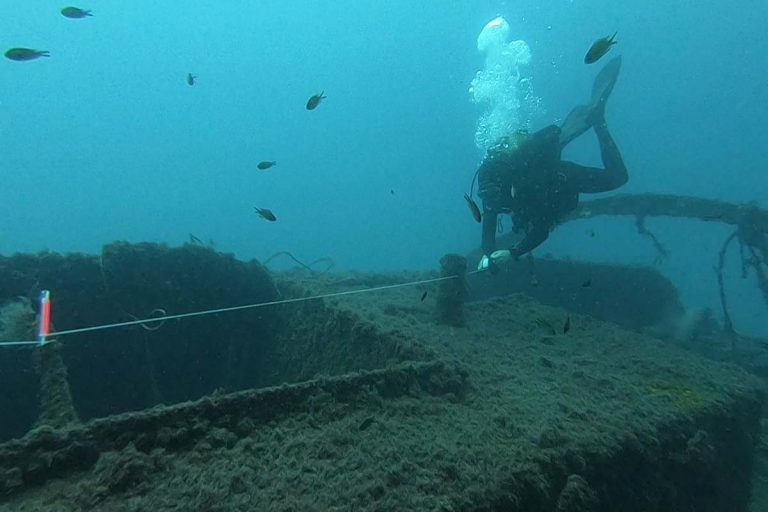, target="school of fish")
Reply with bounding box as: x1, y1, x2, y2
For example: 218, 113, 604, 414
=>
3, 7, 617, 234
